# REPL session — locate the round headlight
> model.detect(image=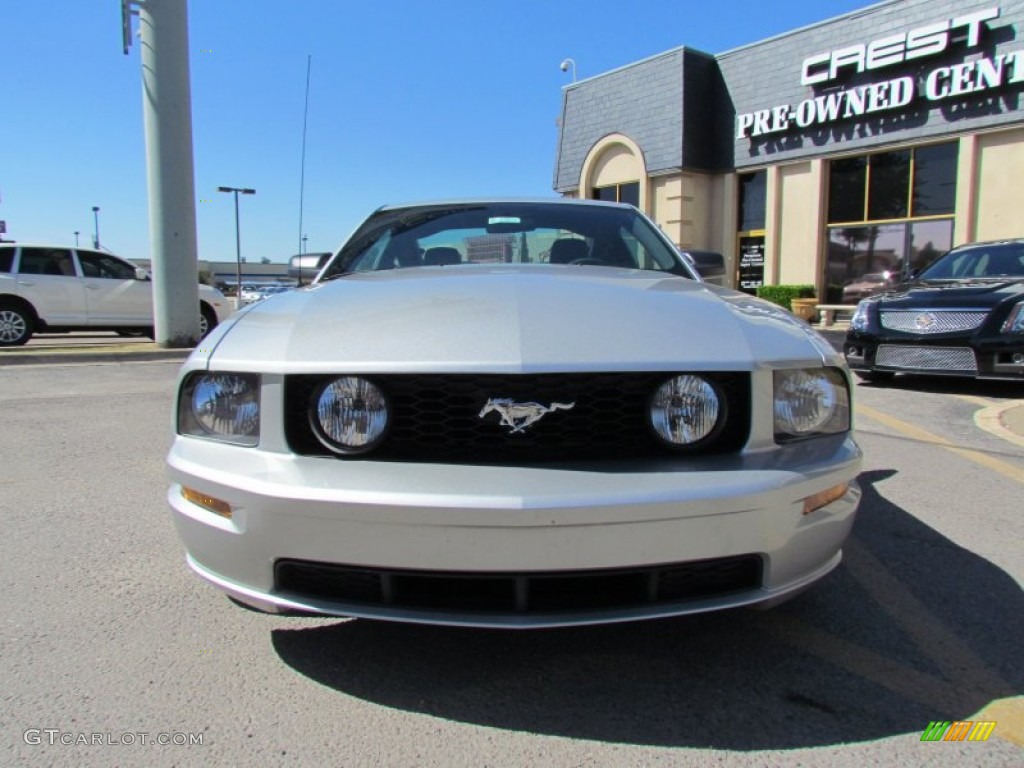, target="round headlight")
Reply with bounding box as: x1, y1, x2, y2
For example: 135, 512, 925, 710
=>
191, 373, 259, 440
311, 376, 390, 454
650, 375, 721, 446
774, 369, 838, 436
